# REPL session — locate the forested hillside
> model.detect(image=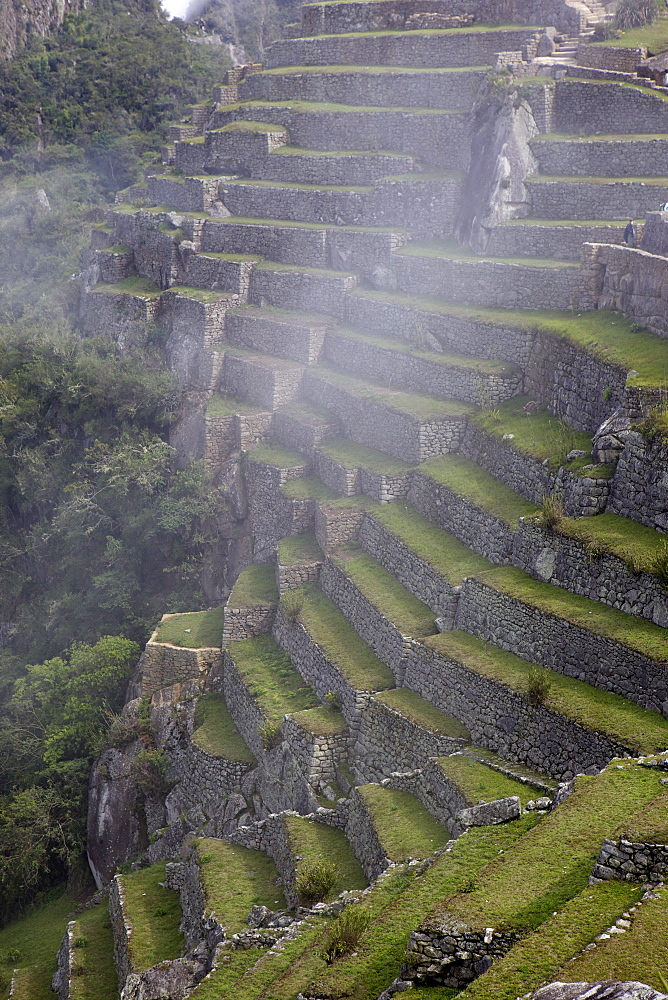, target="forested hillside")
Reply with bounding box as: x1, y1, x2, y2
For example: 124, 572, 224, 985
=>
184, 0, 301, 61
0, 0, 230, 921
